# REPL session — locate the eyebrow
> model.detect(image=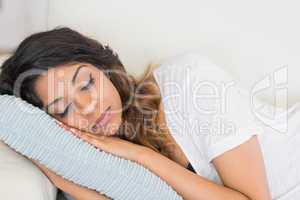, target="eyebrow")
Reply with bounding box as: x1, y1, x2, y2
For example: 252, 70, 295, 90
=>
45, 65, 86, 112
